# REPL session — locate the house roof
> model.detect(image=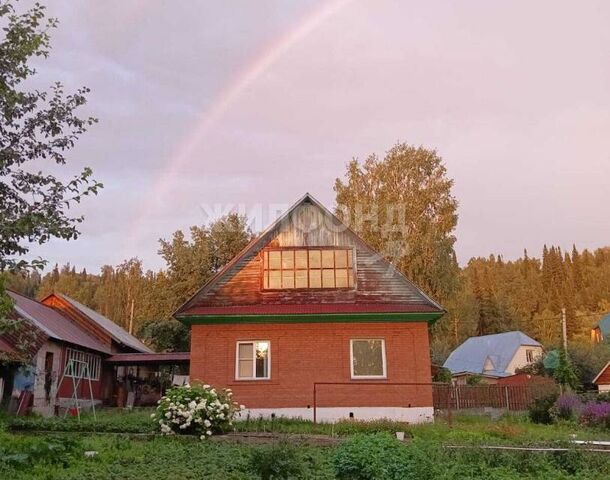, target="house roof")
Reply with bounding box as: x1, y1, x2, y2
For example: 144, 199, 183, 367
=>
593, 361, 610, 385
175, 193, 444, 320
596, 313, 610, 336
55, 293, 152, 353
443, 331, 542, 377
7, 290, 112, 354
